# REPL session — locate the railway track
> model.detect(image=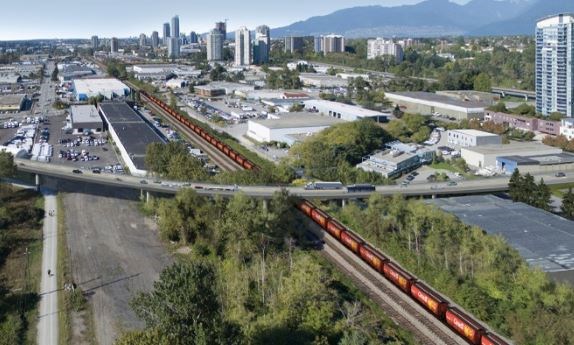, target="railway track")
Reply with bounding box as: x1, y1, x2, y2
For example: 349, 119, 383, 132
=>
141, 95, 240, 173
304, 219, 467, 345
